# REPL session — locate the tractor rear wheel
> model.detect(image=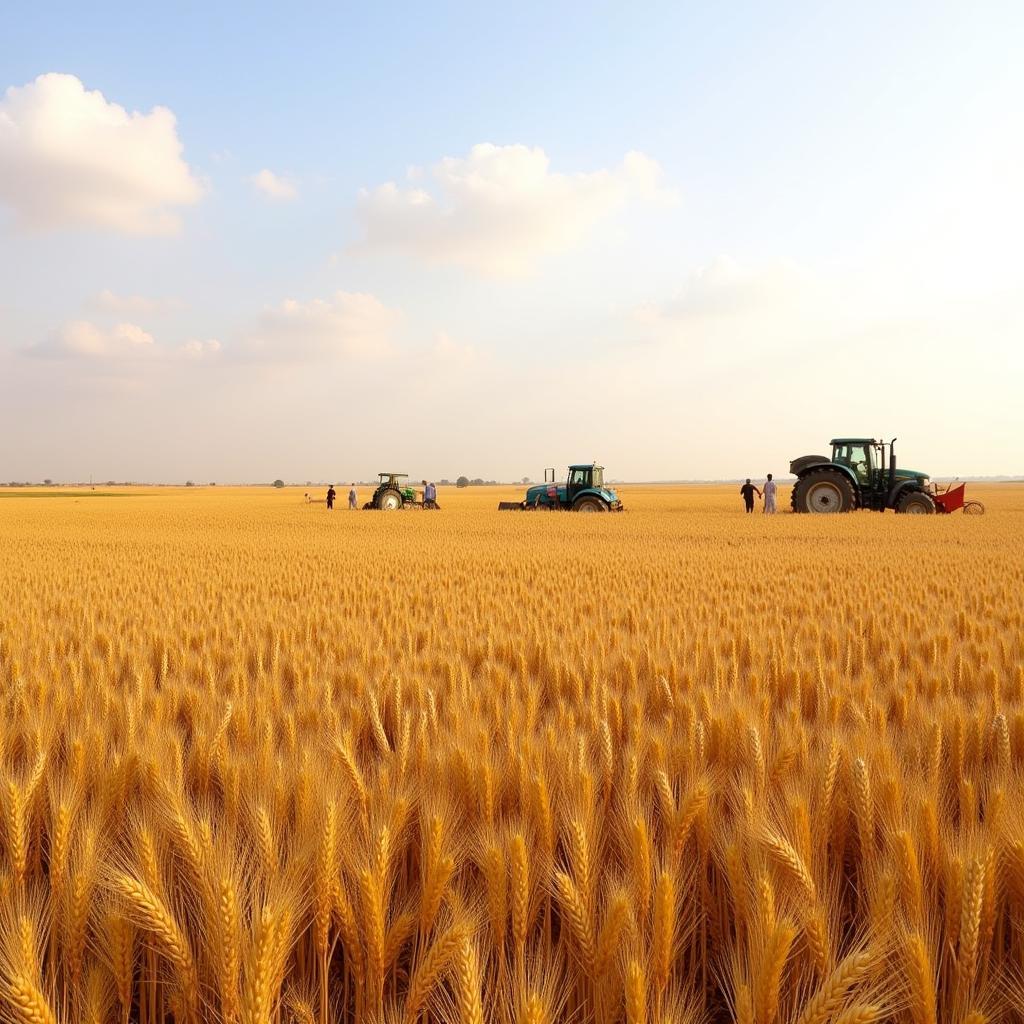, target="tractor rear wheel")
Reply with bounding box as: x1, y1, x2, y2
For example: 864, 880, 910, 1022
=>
792, 470, 855, 513
574, 496, 608, 513
378, 489, 404, 511
896, 490, 936, 514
